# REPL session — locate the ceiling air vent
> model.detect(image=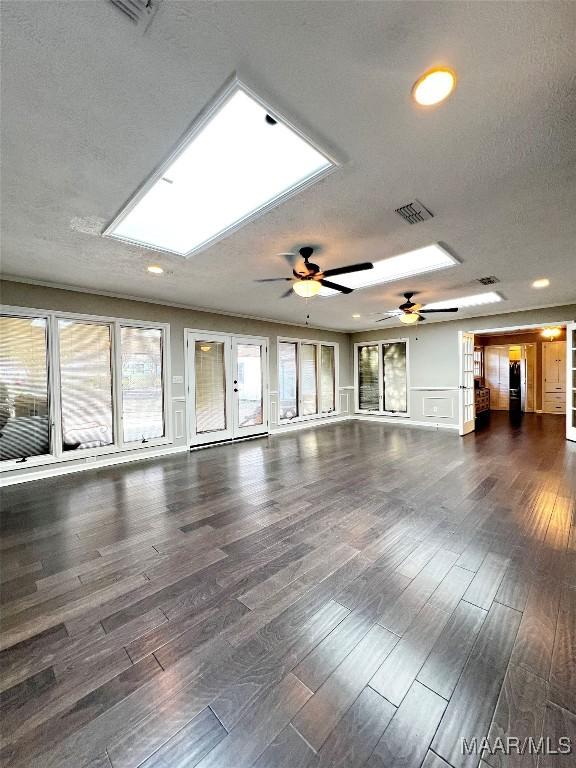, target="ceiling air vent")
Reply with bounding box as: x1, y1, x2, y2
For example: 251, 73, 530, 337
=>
394, 199, 434, 225
109, 0, 158, 28
476, 275, 500, 285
